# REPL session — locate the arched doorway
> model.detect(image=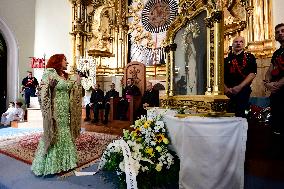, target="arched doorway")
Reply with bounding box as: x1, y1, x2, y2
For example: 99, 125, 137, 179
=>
0, 33, 7, 114
0, 17, 19, 109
